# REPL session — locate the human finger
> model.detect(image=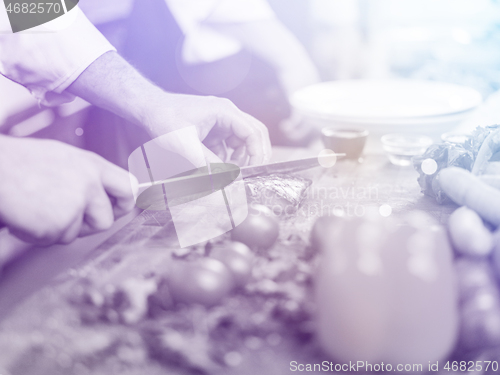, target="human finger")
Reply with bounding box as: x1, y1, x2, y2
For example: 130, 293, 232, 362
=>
97, 157, 137, 218
9, 226, 57, 247
156, 127, 208, 169
205, 141, 228, 163
439, 167, 500, 226
58, 214, 84, 244
81, 187, 114, 235
239, 112, 271, 165
212, 113, 266, 165
225, 135, 244, 150
215, 101, 270, 165
244, 112, 272, 163
242, 111, 271, 160
78, 222, 97, 238
230, 145, 249, 166
10, 223, 67, 247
